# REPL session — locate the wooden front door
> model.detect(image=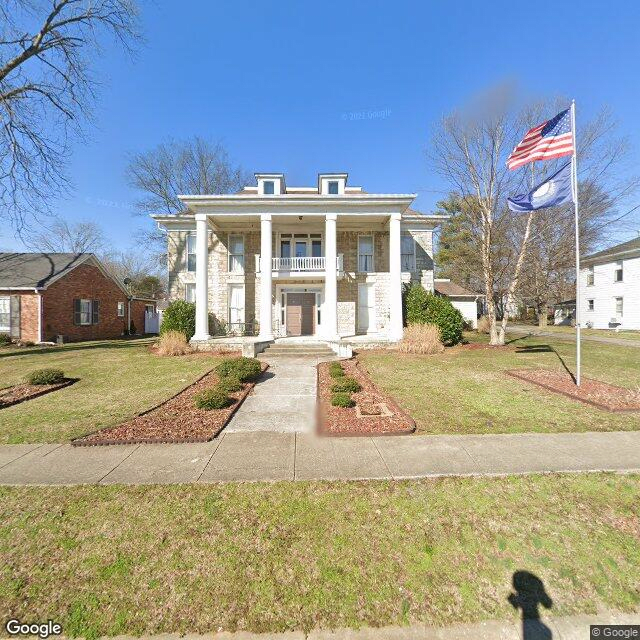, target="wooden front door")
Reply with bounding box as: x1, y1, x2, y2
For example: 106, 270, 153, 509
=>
286, 293, 315, 336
